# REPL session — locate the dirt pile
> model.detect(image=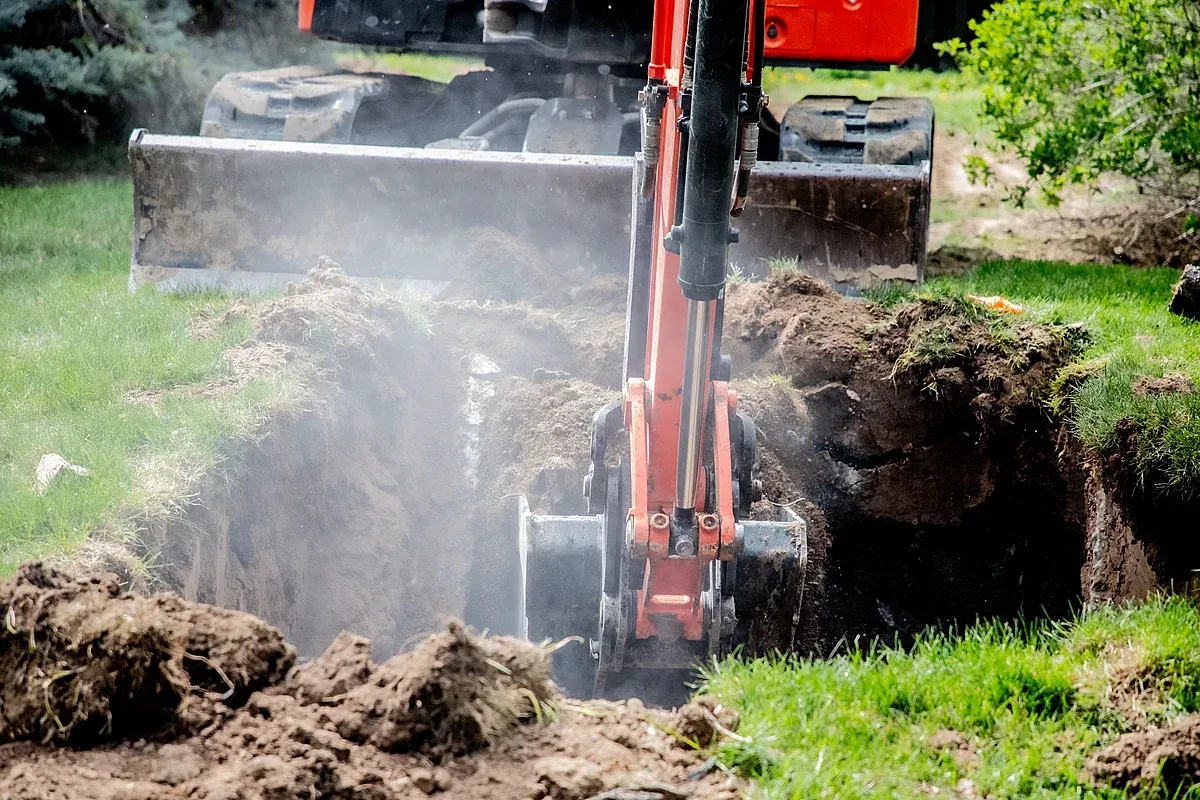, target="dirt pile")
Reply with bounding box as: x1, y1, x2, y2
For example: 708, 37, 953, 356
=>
0, 571, 742, 800
1087, 715, 1200, 794
0, 563, 294, 744
724, 273, 1085, 646
316, 621, 555, 755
